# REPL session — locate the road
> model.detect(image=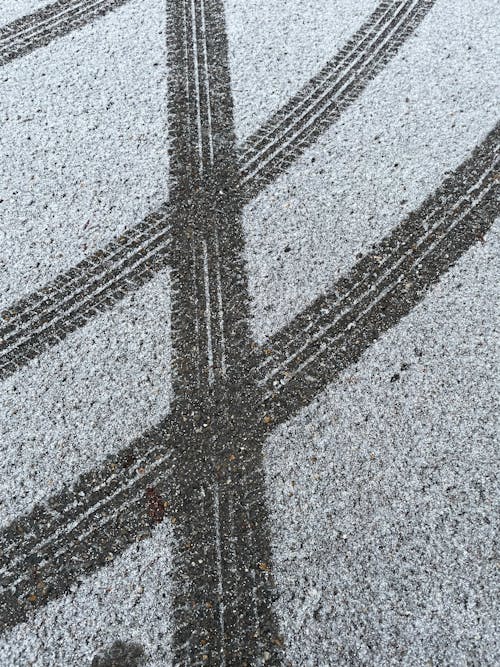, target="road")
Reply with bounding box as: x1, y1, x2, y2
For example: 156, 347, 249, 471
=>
0, 0, 498, 665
